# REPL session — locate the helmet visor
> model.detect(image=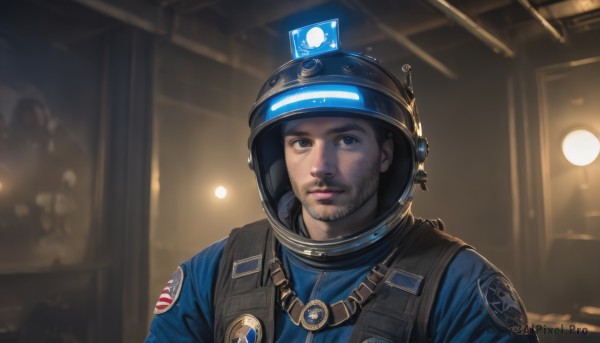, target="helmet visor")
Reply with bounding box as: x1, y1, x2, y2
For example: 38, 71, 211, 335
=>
249, 83, 414, 143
